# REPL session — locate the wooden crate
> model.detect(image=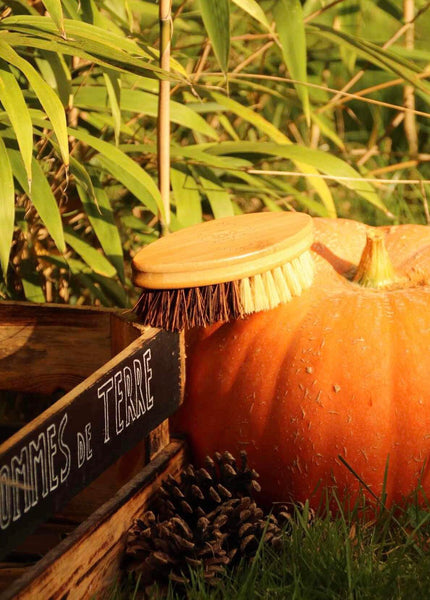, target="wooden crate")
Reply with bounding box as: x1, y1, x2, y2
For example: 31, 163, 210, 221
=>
0, 302, 187, 599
